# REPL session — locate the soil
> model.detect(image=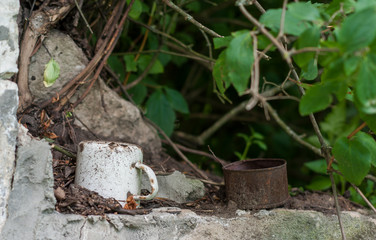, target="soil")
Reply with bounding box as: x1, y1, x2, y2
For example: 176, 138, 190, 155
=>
19, 106, 365, 219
